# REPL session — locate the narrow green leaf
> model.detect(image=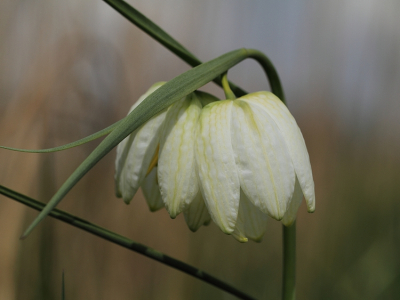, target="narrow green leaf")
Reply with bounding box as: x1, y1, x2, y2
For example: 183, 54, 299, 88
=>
104, 0, 200, 66
103, 0, 247, 97
0, 120, 123, 153
0, 184, 256, 300
21, 49, 250, 239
